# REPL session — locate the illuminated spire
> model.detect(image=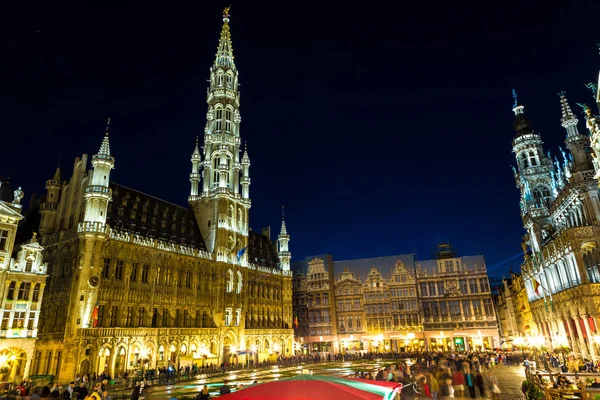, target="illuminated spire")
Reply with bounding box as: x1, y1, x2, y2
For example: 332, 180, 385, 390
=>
512, 88, 524, 115
280, 206, 288, 235
559, 91, 579, 132
278, 206, 291, 271
52, 166, 61, 182
242, 141, 250, 163
215, 6, 235, 69
98, 118, 111, 156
